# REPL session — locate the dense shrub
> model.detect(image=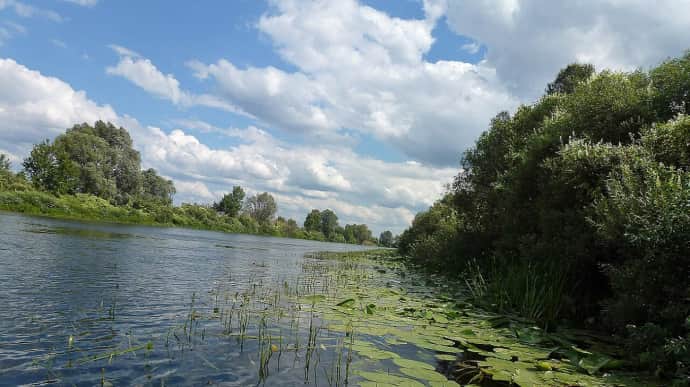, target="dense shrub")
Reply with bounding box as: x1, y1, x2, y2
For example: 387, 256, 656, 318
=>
399, 51, 690, 380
